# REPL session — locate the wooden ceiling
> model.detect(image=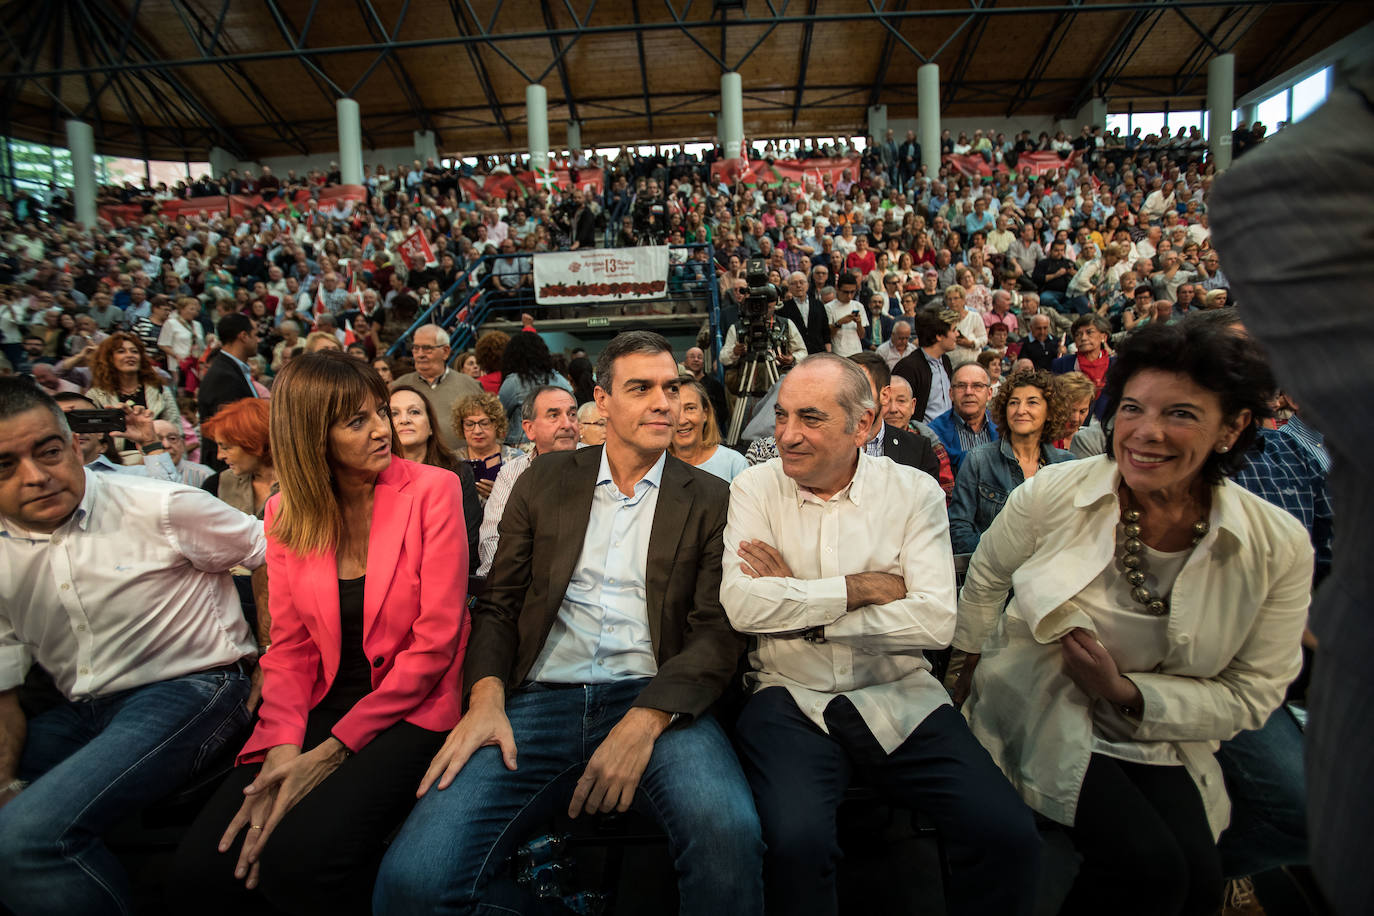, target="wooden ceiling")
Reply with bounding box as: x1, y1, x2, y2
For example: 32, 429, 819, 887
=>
1, 0, 1368, 161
